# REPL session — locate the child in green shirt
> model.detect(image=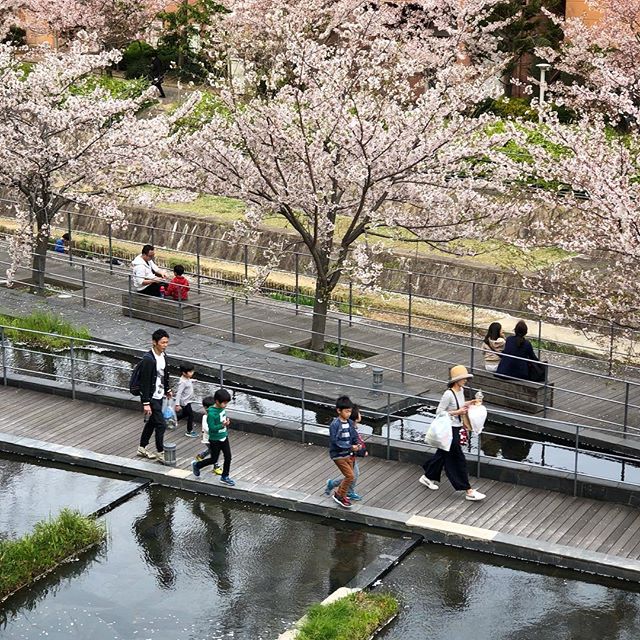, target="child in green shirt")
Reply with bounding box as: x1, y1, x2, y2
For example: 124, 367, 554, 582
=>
191, 388, 235, 486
